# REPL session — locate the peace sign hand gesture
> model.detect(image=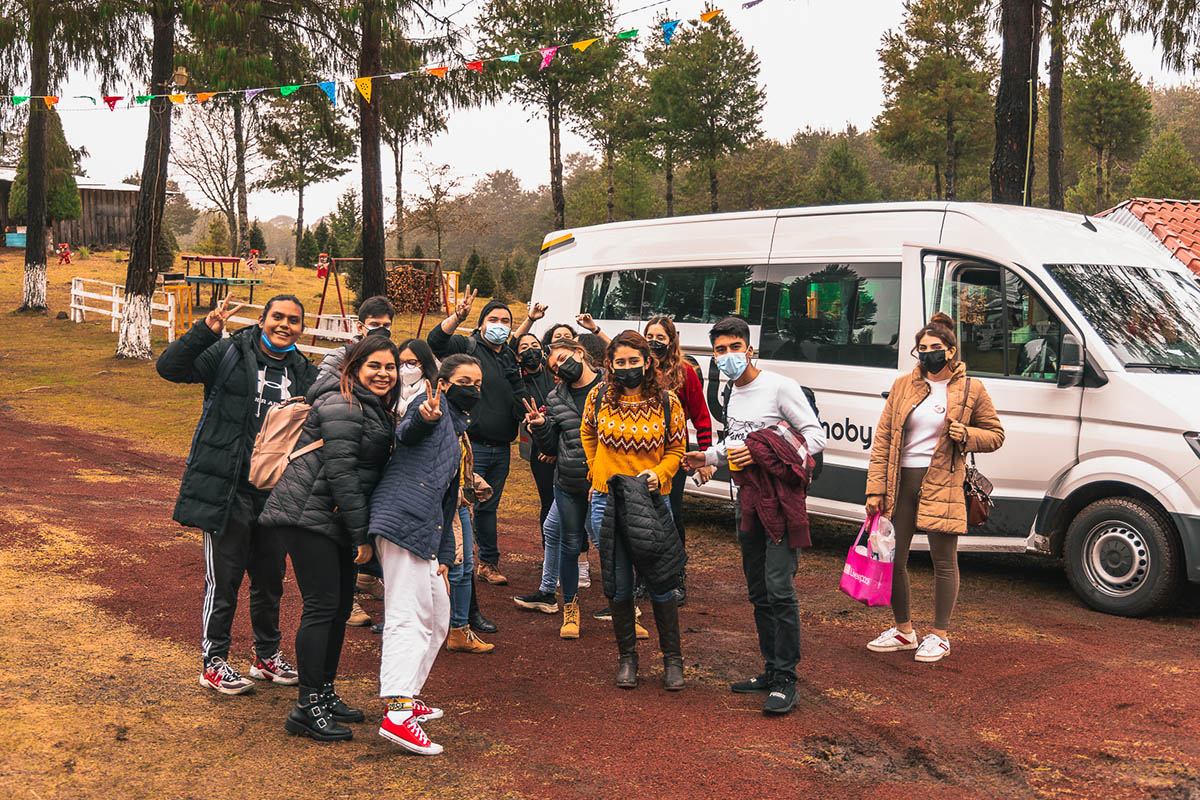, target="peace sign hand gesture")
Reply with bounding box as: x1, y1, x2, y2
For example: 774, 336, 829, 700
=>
205, 294, 245, 336
419, 380, 443, 423
522, 396, 546, 427
455, 285, 479, 322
